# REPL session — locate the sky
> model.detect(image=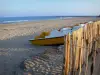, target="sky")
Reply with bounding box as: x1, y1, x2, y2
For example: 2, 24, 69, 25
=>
0, 0, 100, 17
